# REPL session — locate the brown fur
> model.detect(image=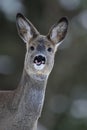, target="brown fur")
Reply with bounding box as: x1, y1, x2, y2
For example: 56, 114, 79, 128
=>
0, 13, 68, 130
